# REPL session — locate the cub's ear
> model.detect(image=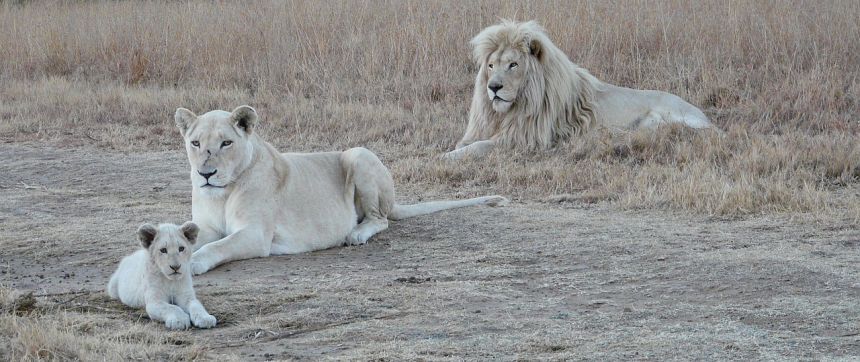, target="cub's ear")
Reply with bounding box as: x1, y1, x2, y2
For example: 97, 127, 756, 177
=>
231, 105, 258, 135
179, 221, 199, 245
175, 108, 197, 135
138, 223, 158, 249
